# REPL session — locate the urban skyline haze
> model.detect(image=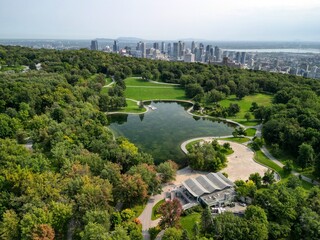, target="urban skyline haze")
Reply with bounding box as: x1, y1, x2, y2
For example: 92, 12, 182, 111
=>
0, 0, 319, 41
